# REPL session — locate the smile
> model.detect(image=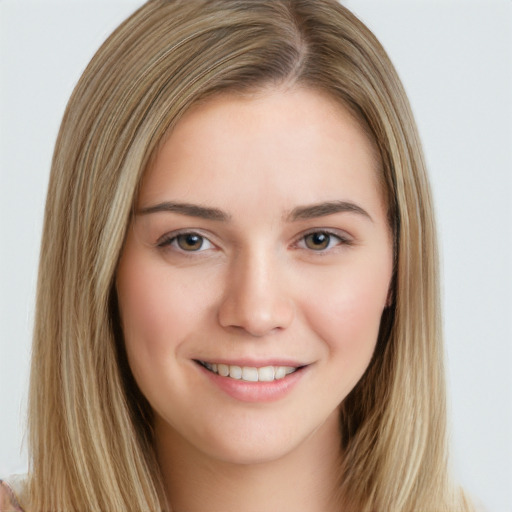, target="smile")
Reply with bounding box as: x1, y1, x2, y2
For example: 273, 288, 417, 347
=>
197, 361, 298, 382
